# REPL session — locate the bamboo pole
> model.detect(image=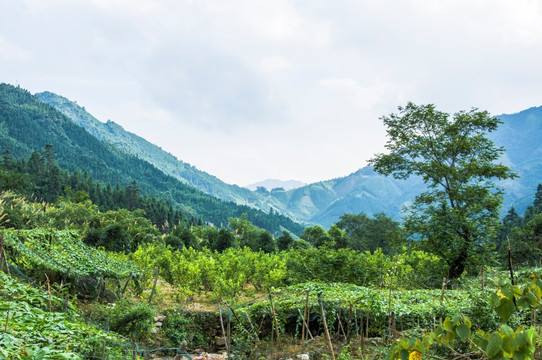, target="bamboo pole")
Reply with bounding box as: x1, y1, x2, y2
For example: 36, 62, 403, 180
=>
360, 309, 364, 351
267, 289, 280, 341
218, 304, 229, 355
244, 311, 260, 343
319, 296, 335, 360
121, 272, 132, 296
507, 237, 517, 307
302, 291, 309, 342
297, 308, 314, 340
387, 260, 396, 345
